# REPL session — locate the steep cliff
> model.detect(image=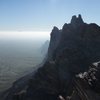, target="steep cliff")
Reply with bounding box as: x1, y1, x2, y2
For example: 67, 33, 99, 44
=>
47, 26, 61, 60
